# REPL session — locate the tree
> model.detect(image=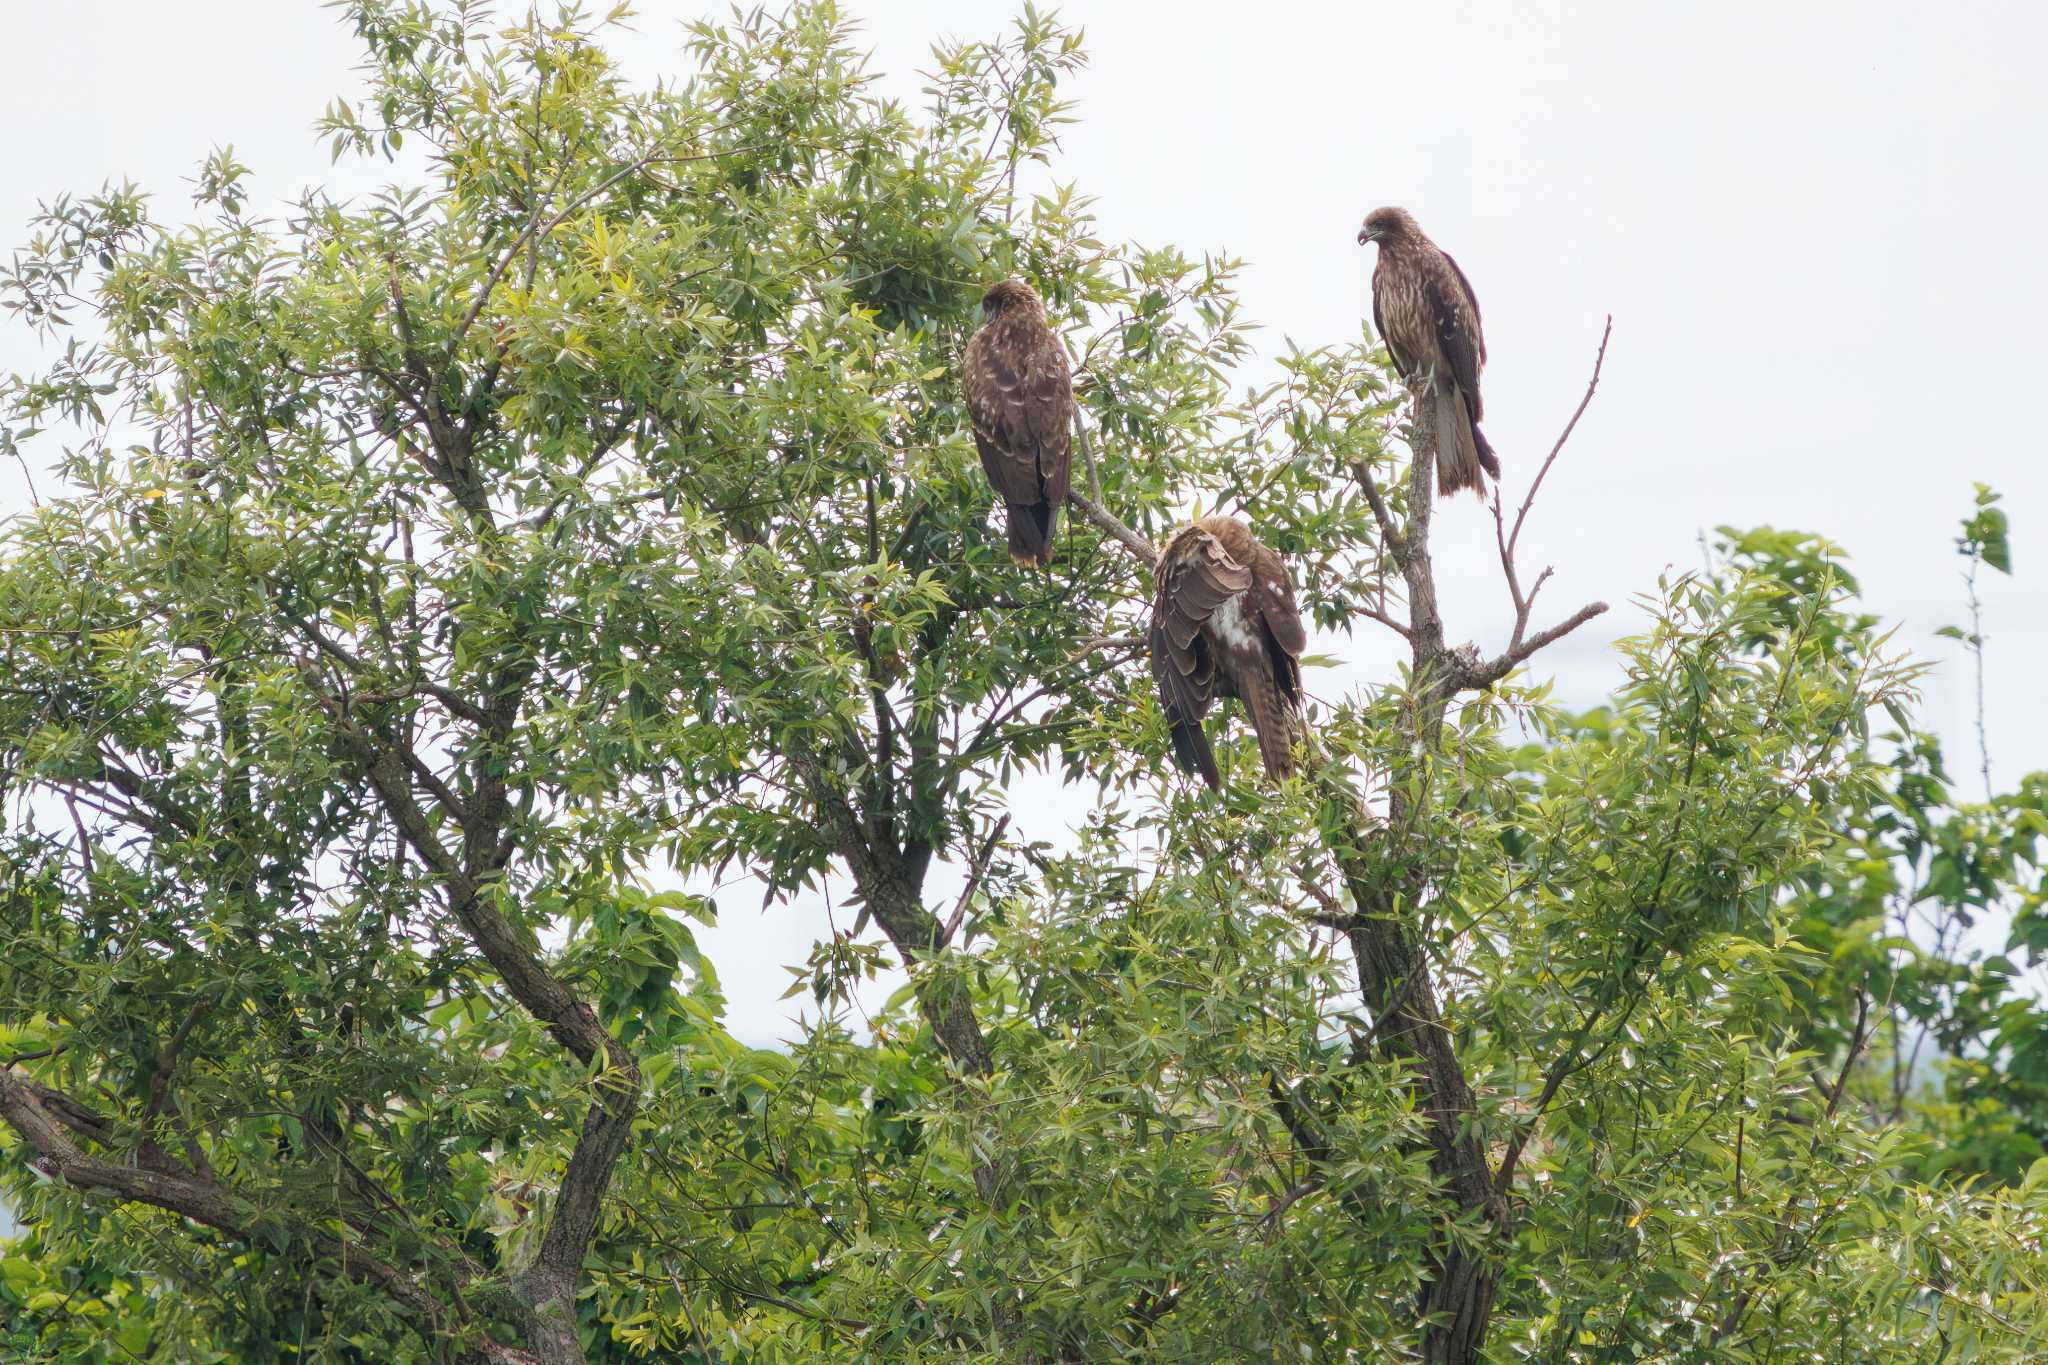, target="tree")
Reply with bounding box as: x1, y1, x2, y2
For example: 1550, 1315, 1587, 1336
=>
3, 5, 2046, 1362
